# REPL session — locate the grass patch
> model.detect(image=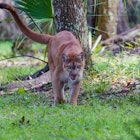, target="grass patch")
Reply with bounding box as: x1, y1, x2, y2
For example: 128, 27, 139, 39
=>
0, 66, 42, 83
83, 53, 140, 95
0, 41, 140, 139
0, 41, 13, 58
0, 93, 140, 140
